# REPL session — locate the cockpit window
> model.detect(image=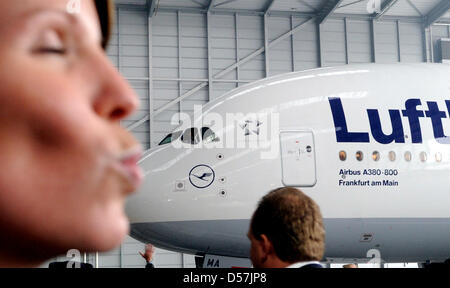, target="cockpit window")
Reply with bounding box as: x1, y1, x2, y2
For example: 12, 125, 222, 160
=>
158, 131, 182, 146
175, 127, 220, 145
202, 127, 220, 143
181, 128, 200, 145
